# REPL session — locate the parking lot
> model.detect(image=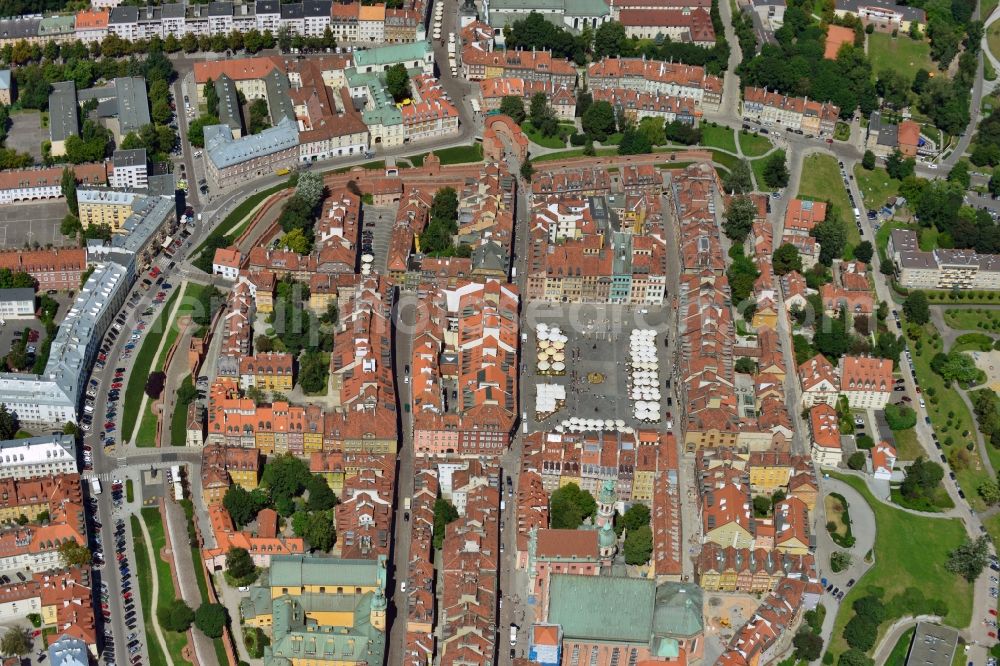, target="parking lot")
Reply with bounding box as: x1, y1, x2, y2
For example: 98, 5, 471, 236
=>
522, 304, 672, 431
7, 111, 46, 163
0, 199, 73, 249
364, 205, 397, 273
